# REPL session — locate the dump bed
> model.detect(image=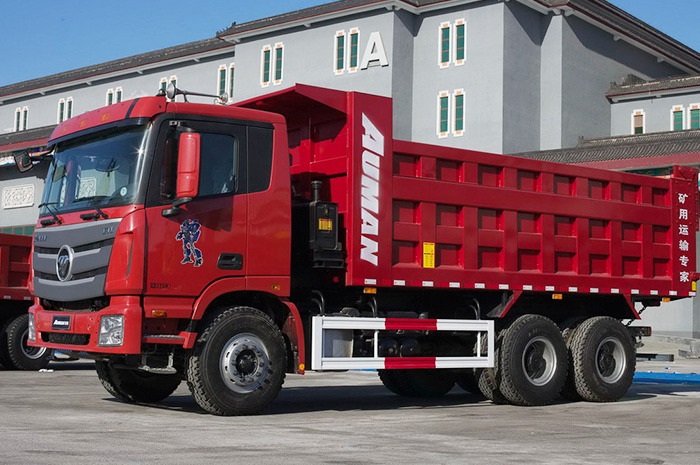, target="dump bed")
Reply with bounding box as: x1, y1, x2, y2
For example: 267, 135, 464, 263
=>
0, 233, 31, 301
239, 85, 698, 299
